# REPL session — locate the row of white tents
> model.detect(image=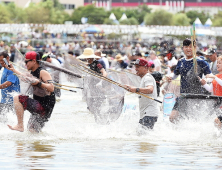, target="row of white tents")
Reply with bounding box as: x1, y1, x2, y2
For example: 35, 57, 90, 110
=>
109, 13, 213, 28
0, 21, 219, 37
